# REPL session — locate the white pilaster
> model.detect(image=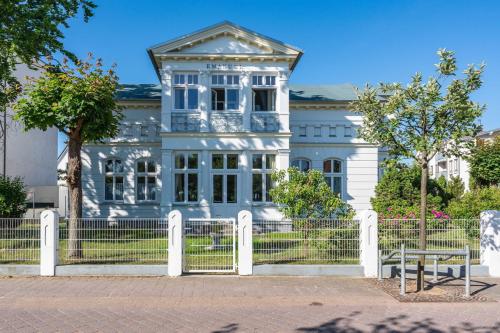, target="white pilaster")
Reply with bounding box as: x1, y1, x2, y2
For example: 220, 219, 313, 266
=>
199, 70, 210, 132
160, 67, 172, 132
278, 71, 290, 132
200, 150, 210, 207
168, 210, 183, 277
242, 72, 252, 132
357, 209, 378, 277
161, 149, 173, 217
238, 210, 253, 275
40, 210, 59, 276
276, 149, 290, 171
240, 151, 252, 209
480, 210, 500, 277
